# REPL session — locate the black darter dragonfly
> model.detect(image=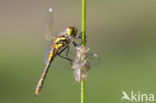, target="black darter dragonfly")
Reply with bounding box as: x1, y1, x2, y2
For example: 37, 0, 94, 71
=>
35, 8, 98, 96
35, 8, 82, 96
